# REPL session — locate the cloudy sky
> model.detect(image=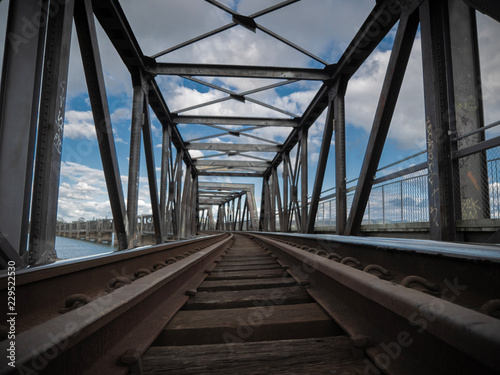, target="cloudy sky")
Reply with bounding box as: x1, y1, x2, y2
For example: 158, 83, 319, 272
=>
0, 0, 499, 223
